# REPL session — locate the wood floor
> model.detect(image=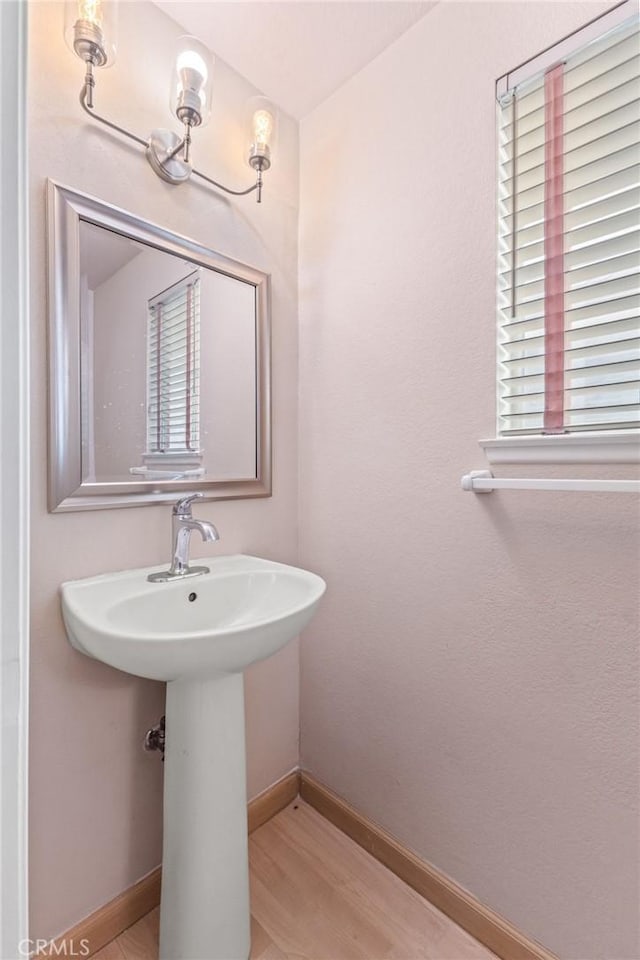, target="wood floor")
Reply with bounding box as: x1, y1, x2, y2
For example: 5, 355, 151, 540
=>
93, 800, 497, 960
